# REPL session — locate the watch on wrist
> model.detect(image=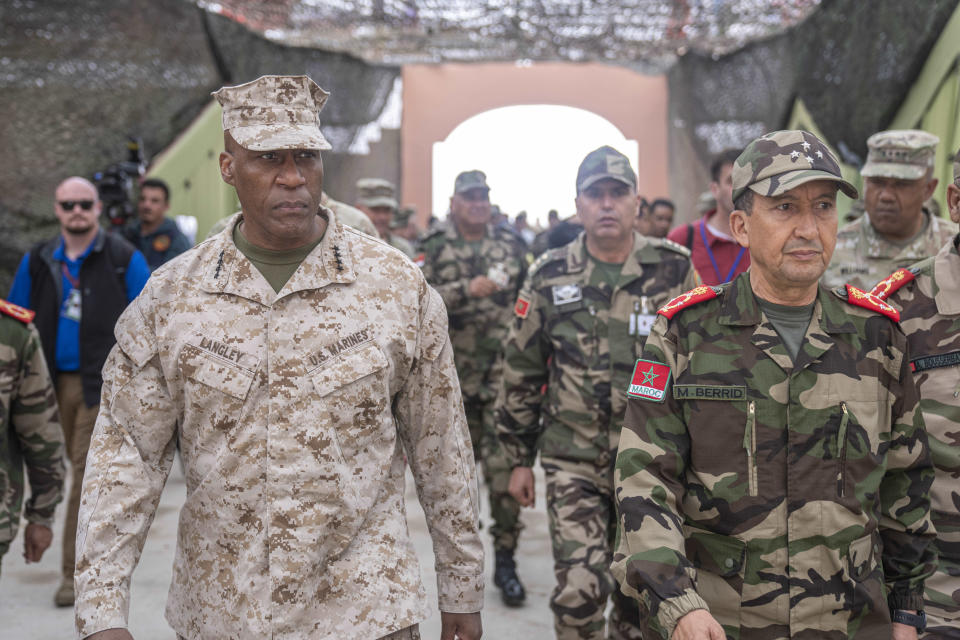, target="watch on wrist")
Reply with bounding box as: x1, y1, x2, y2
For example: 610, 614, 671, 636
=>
891, 609, 926, 631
